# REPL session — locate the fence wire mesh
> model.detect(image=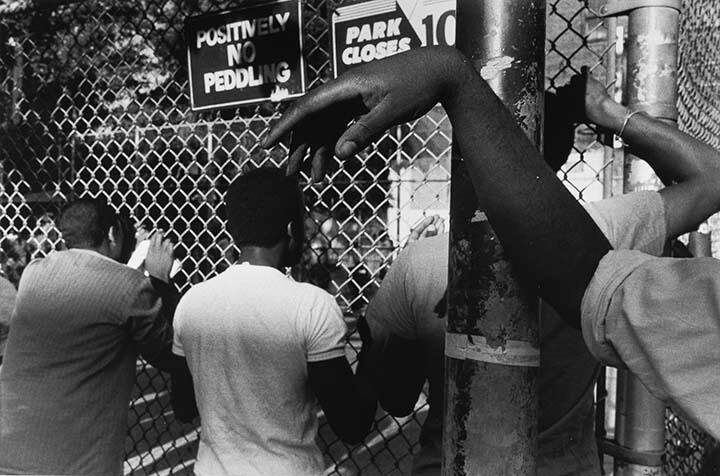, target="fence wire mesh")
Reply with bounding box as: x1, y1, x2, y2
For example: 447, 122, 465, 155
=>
678, 0, 720, 260
0, 0, 712, 474
661, 1, 720, 474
